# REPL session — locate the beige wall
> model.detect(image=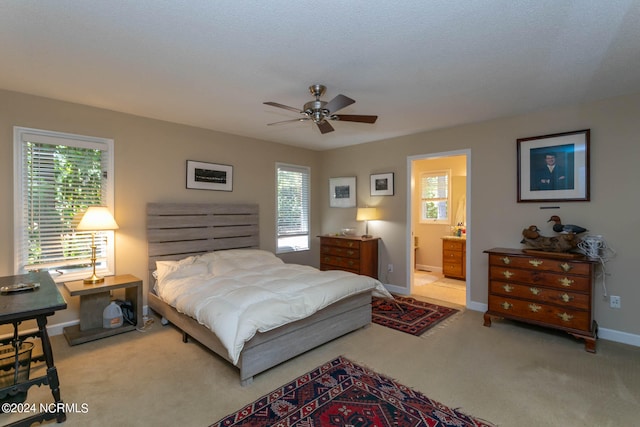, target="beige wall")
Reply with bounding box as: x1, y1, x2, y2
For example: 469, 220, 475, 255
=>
0, 90, 320, 328
2, 89, 639, 342
320, 92, 640, 340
